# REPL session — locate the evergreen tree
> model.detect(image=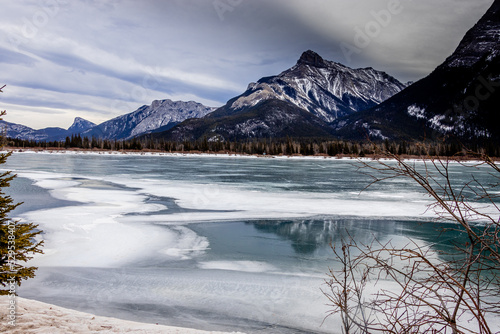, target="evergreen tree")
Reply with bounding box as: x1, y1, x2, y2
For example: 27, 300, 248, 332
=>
319, 143, 325, 154
201, 137, 209, 152
352, 143, 359, 155
0, 107, 43, 294
286, 141, 293, 155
